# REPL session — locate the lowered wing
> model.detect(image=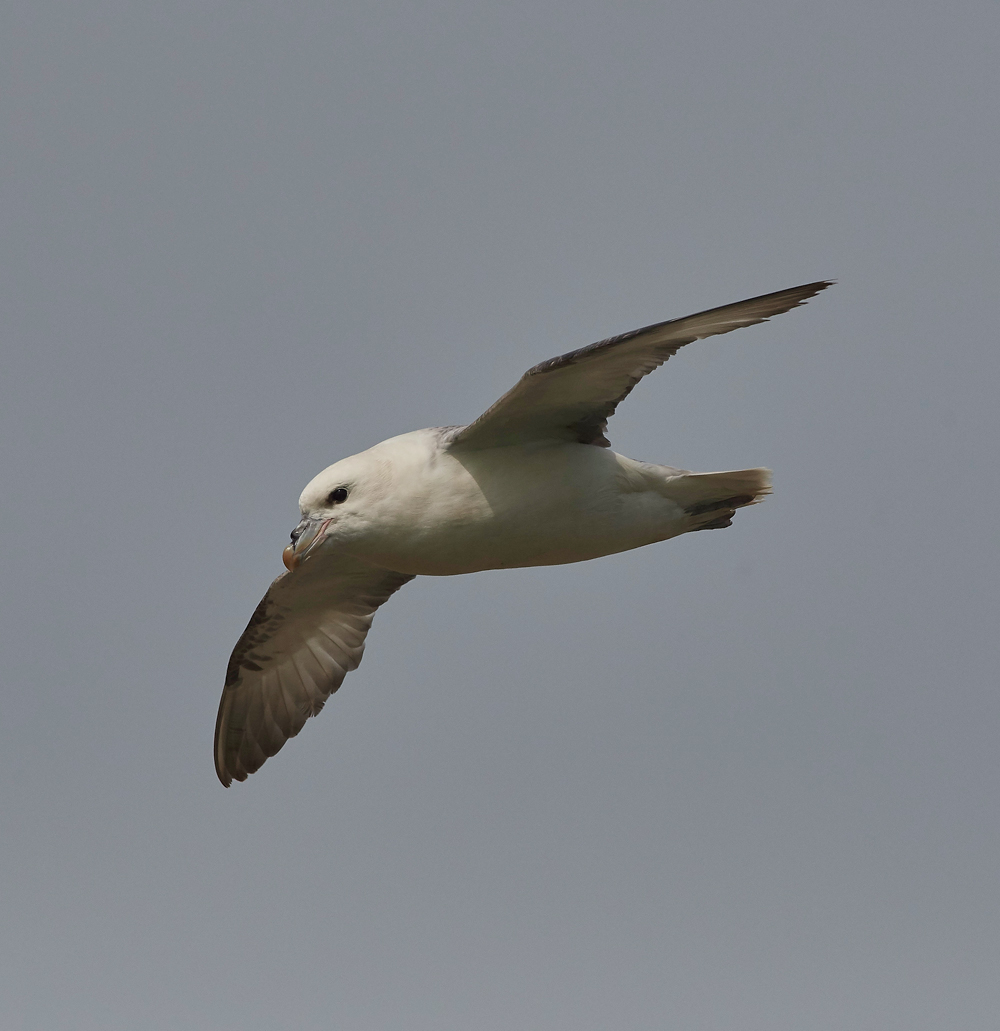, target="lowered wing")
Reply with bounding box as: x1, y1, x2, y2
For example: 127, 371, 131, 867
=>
215, 555, 413, 785
449, 281, 831, 450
